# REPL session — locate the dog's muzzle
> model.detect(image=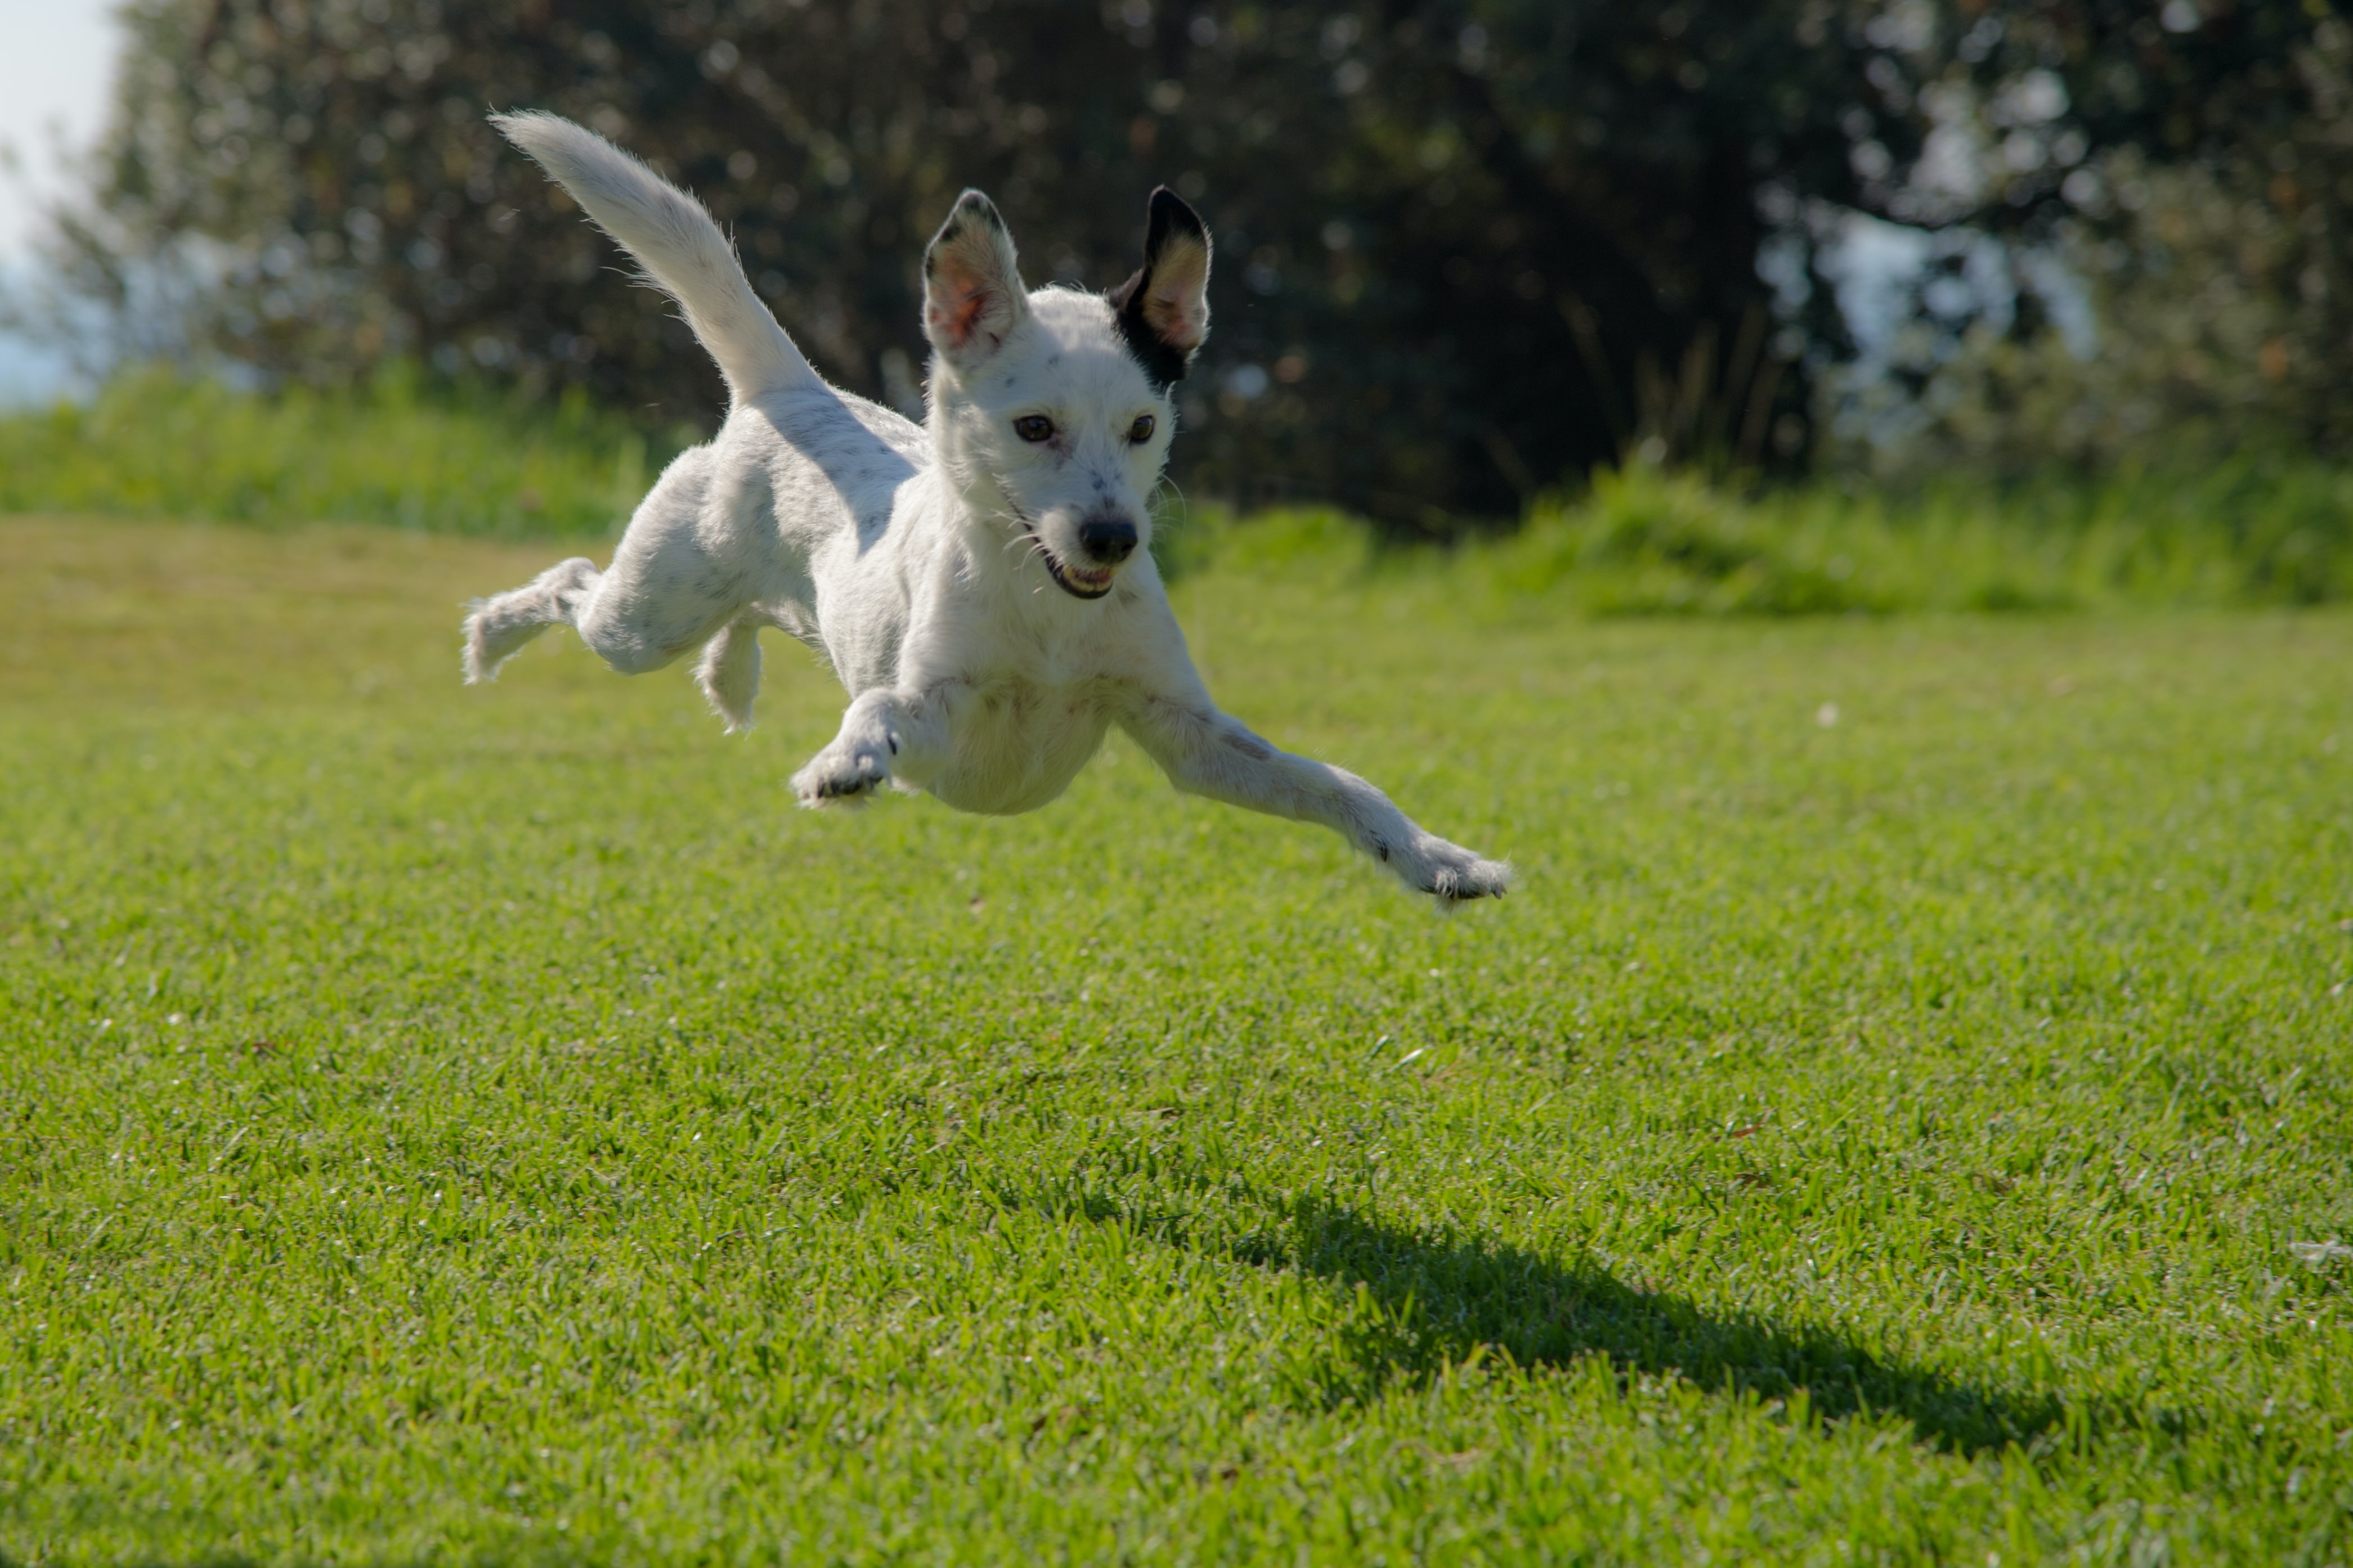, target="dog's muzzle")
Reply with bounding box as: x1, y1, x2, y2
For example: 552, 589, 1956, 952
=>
1030, 511, 1139, 600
